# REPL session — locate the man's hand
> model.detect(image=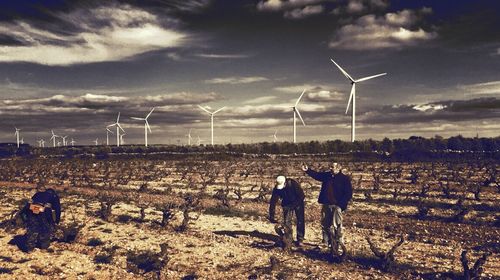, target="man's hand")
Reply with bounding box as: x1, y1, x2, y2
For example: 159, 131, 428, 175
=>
301, 164, 308, 172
